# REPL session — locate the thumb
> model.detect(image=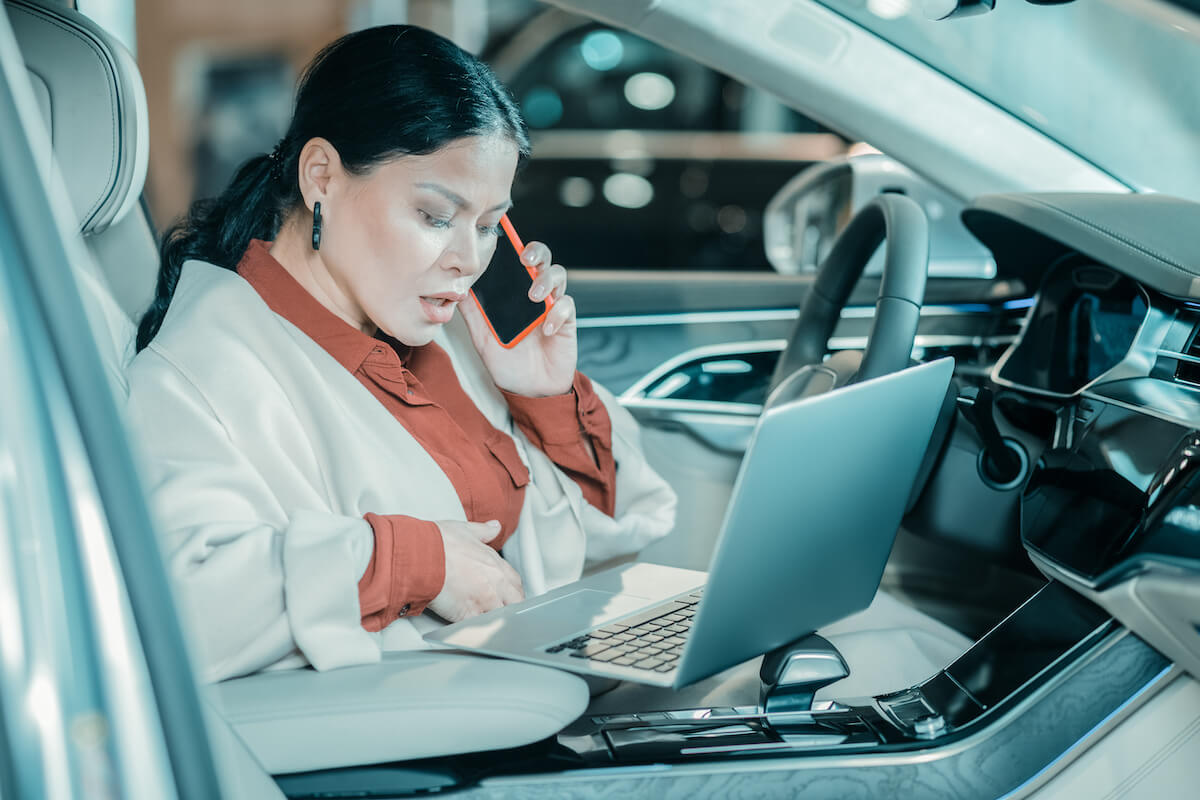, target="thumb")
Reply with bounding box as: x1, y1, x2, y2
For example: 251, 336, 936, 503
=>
457, 293, 494, 352
473, 519, 502, 540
